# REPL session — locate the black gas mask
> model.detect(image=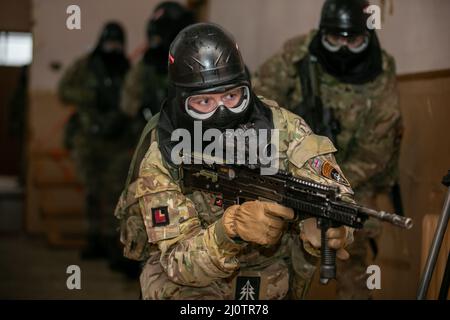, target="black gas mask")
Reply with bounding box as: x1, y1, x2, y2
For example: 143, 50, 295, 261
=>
143, 2, 196, 73
157, 23, 273, 166
182, 84, 252, 130
310, 0, 383, 84
93, 22, 128, 72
